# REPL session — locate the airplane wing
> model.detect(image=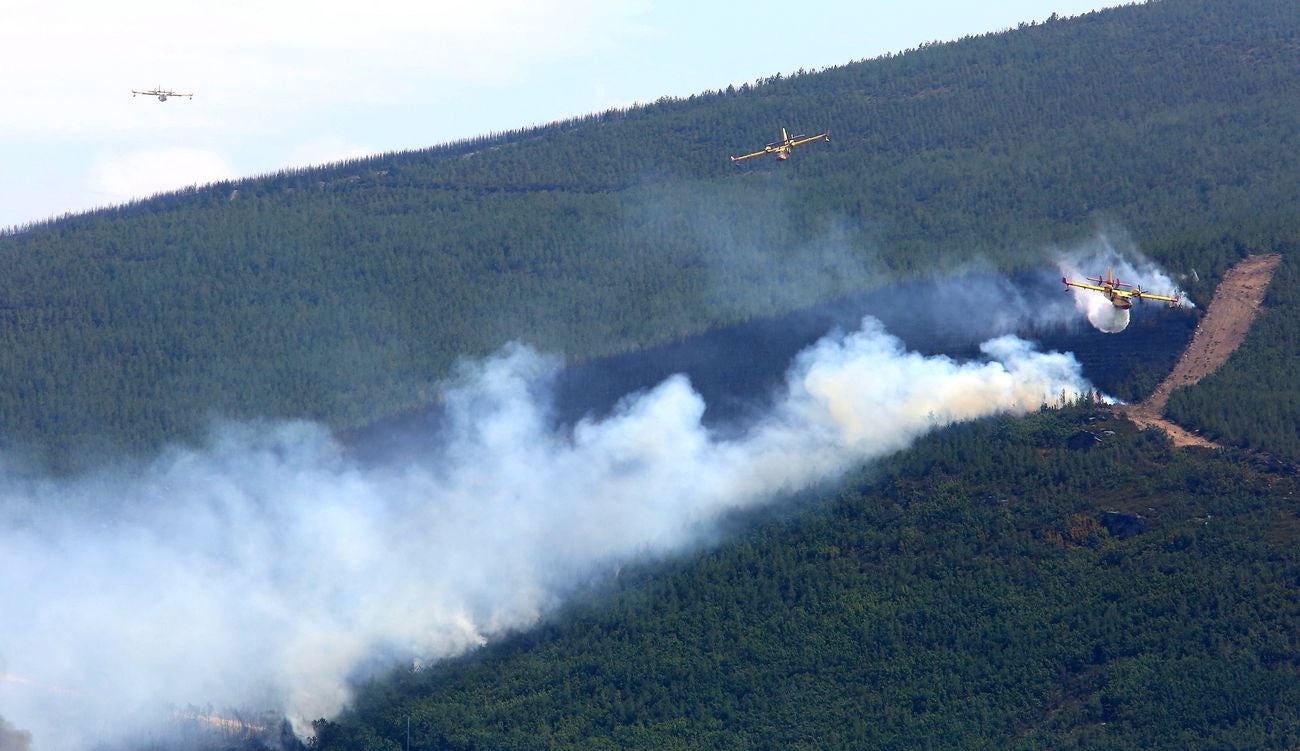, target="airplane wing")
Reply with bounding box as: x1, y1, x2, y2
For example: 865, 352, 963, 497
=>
1063, 278, 1110, 294
730, 149, 767, 162
1130, 289, 1181, 304
788, 131, 830, 148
